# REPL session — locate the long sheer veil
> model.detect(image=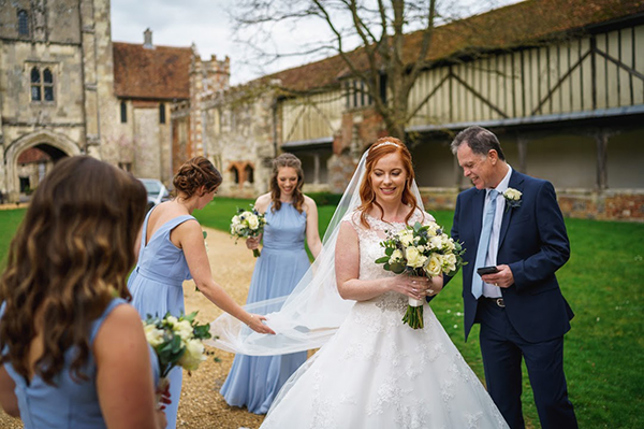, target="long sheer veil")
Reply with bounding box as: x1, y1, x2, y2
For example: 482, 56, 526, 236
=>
207, 148, 425, 355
